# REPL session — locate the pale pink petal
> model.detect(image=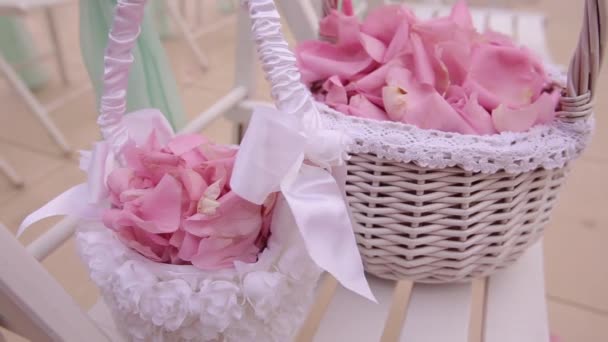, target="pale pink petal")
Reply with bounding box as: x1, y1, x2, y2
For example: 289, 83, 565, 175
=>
106, 168, 135, 204
359, 32, 387, 62
323, 76, 348, 106
362, 5, 416, 44
450, 0, 474, 31
137, 175, 183, 233
168, 134, 207, 155
535, 91, 560, 125
184, 192, 262, 238
177, 233, 201, 261
341, 0, 354, 16
411, 33, 436, 86
464, 45, 547, 109
348, 94, 390, 120
191, 235, 260, 270
116, 226, 171, 262
482, 30, 517, 47
386, 65, 416, 88
492, 104, 539, 133
436, 41, 471, 86
384, 75, 477, 134
335, 13, 361, 48
346, 60, 402, 100
461, 93, 497, 135
383, 21, 411, 62
382, 86, 408, 121
319, 10, 340, 40
407, 88, 477, 134
413, 17, 473, 45
181, 168, 207, 202
296, 40, 374, 83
